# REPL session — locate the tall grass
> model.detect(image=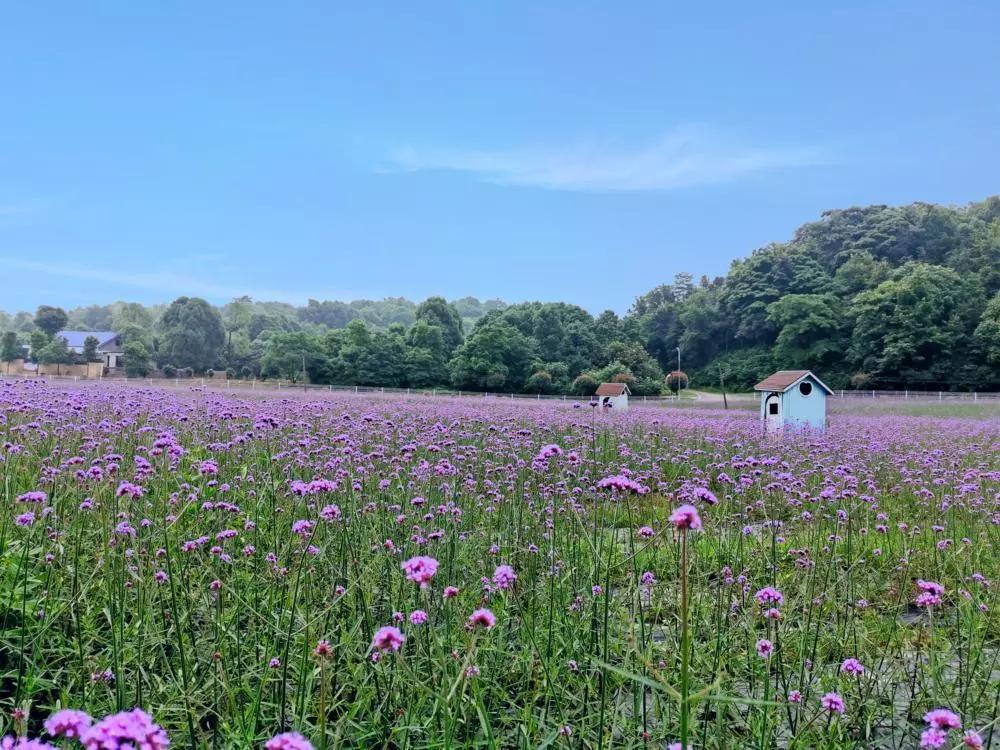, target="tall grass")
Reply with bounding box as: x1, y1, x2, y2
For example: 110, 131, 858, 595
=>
0, 380, 996, 748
